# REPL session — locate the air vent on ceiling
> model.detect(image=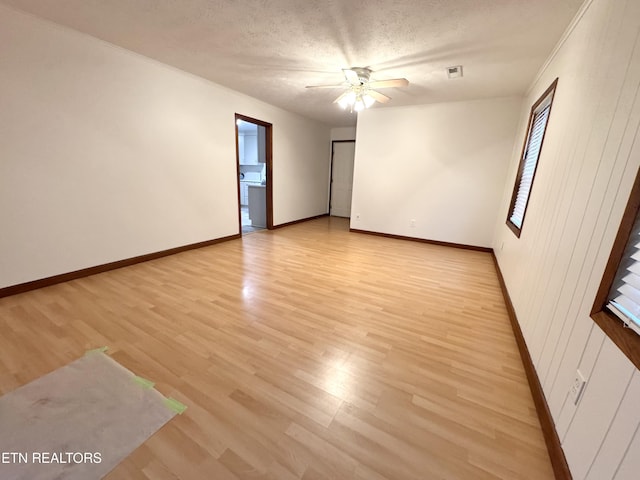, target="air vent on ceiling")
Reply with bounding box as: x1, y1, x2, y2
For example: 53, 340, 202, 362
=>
447, 65, 463, 79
